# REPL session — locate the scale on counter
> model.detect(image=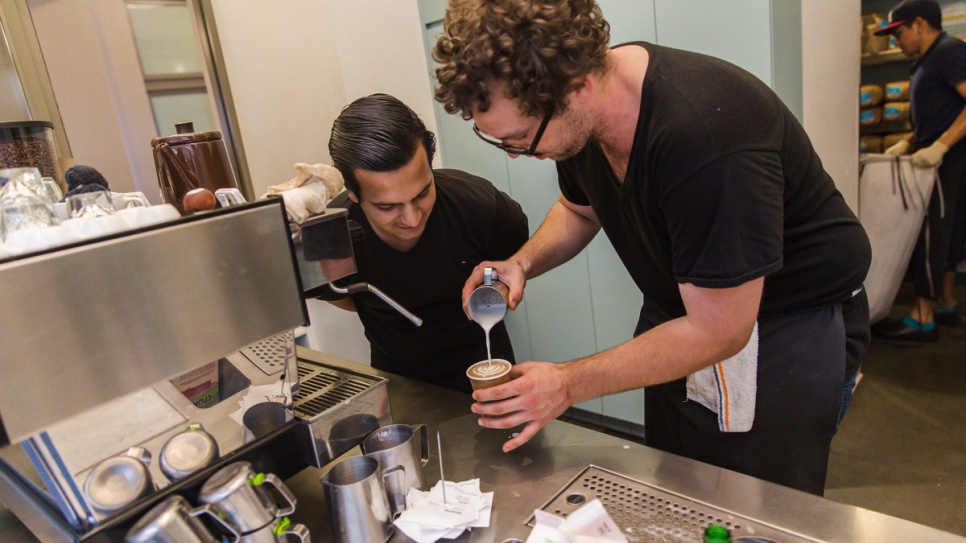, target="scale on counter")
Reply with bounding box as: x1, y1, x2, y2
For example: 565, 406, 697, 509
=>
528, 465, 820, 543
